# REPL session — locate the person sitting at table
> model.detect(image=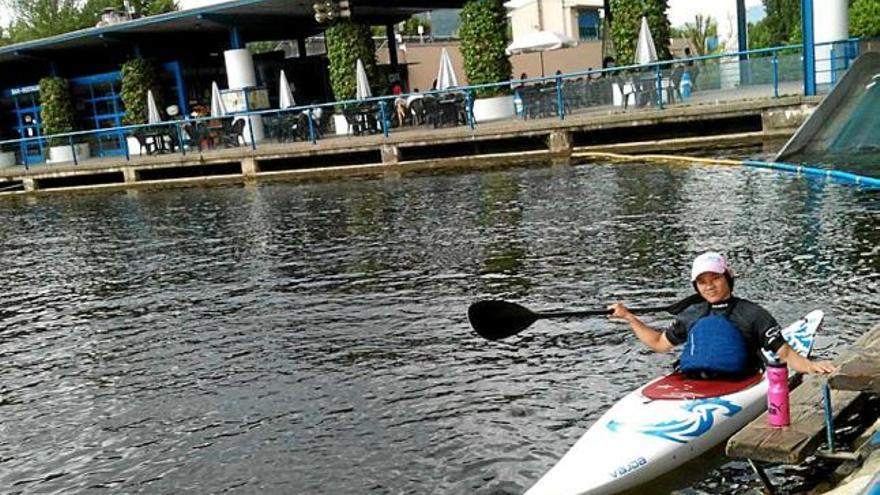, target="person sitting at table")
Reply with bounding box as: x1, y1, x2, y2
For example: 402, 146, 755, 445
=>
190, 105, 209, 119
396, 89, 424, 127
